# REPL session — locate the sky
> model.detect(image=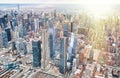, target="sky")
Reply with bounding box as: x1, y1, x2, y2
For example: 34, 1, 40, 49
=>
0, 0, 120, 16
0, 0, 120, 4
